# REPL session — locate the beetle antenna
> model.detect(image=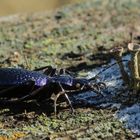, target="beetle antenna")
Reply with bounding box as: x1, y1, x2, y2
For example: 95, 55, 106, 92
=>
89, 59, 129, 81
